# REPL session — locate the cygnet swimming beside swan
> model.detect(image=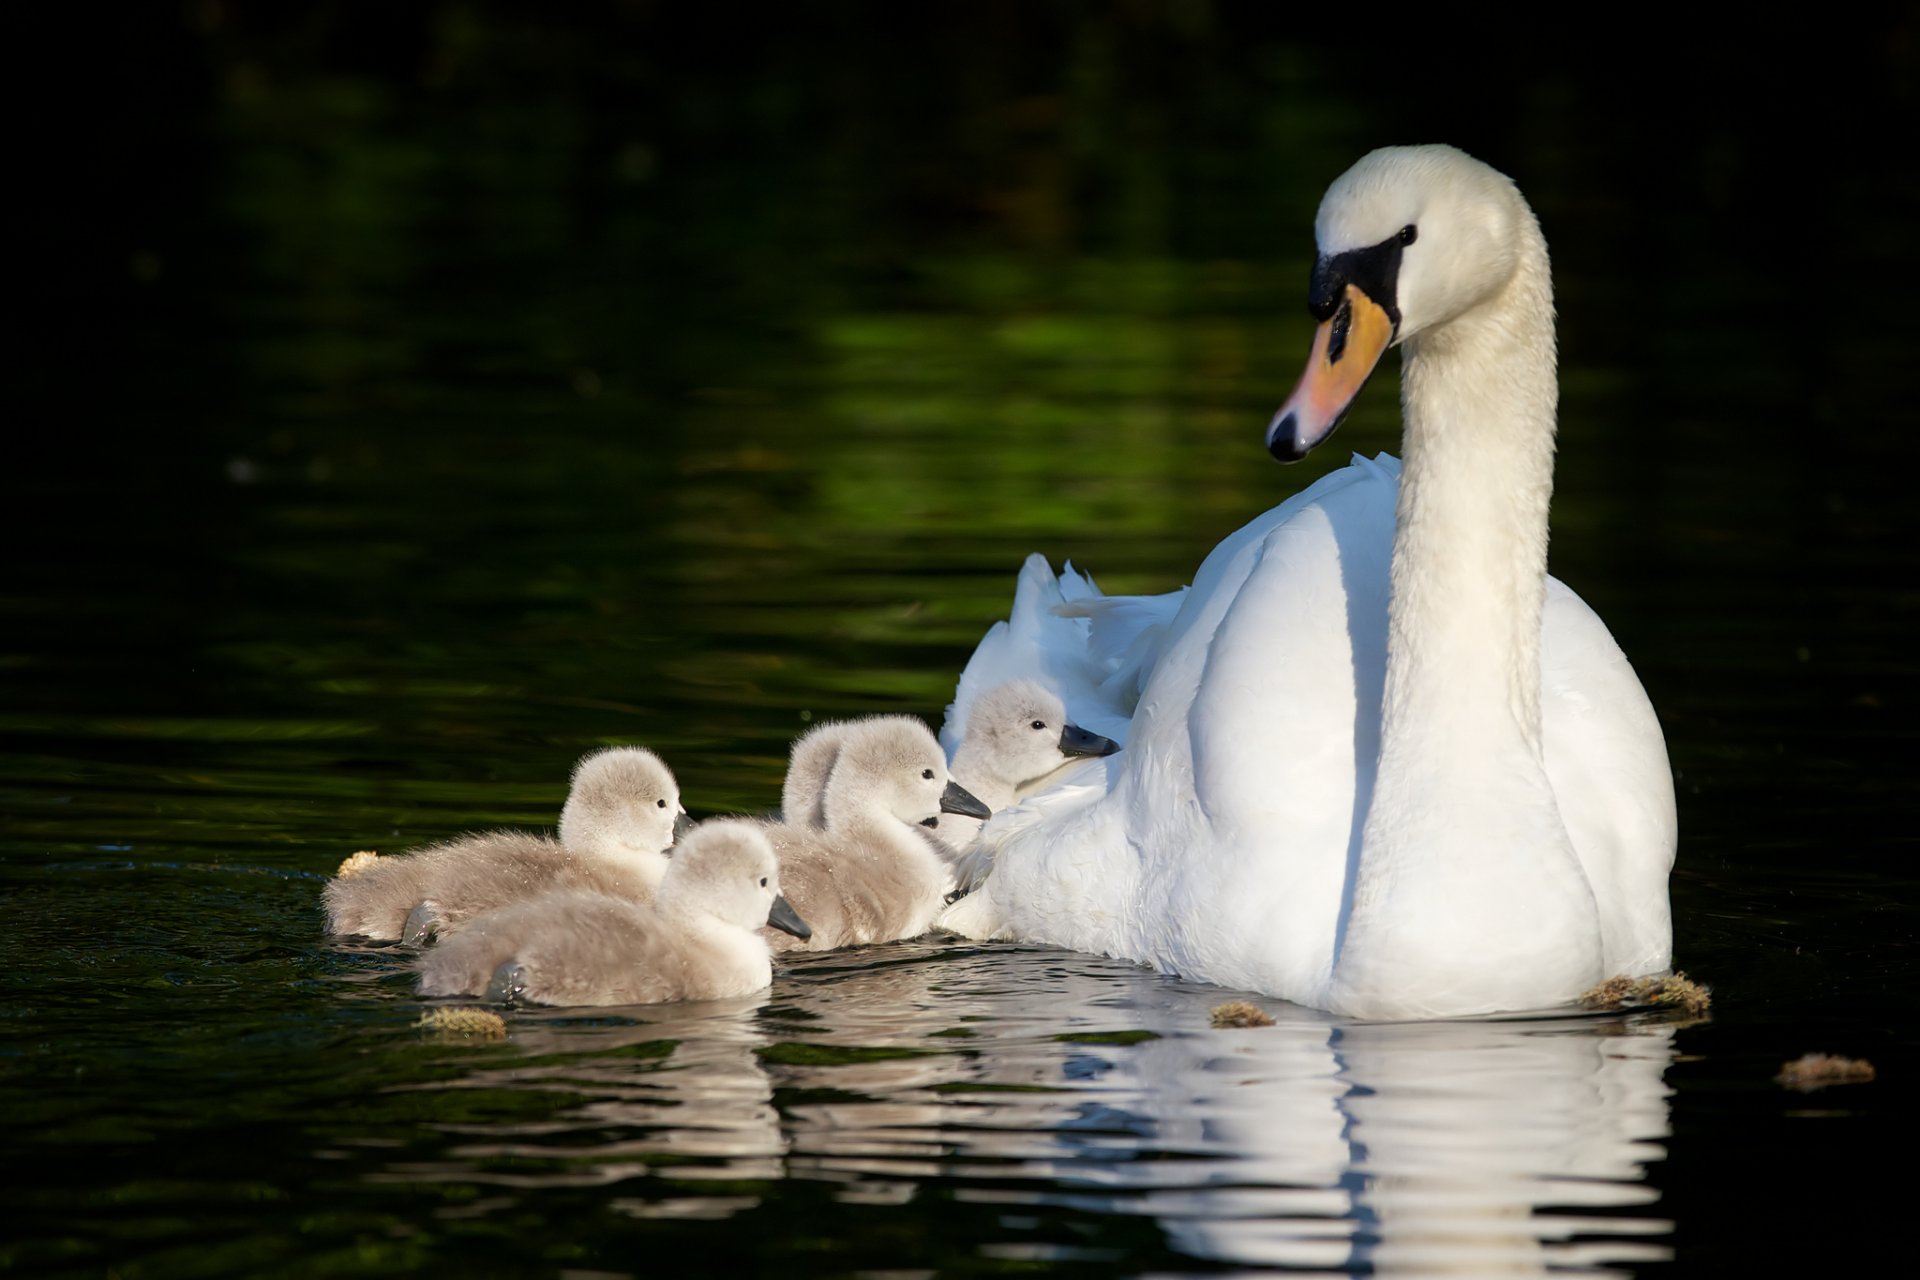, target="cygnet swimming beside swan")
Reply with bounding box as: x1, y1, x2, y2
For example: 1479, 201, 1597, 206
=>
930, 679, 1119, 890
415, 819, 810, 1006
323, 746, 689, 943
763, 716, 990, 952
781, 684, 1115, 892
